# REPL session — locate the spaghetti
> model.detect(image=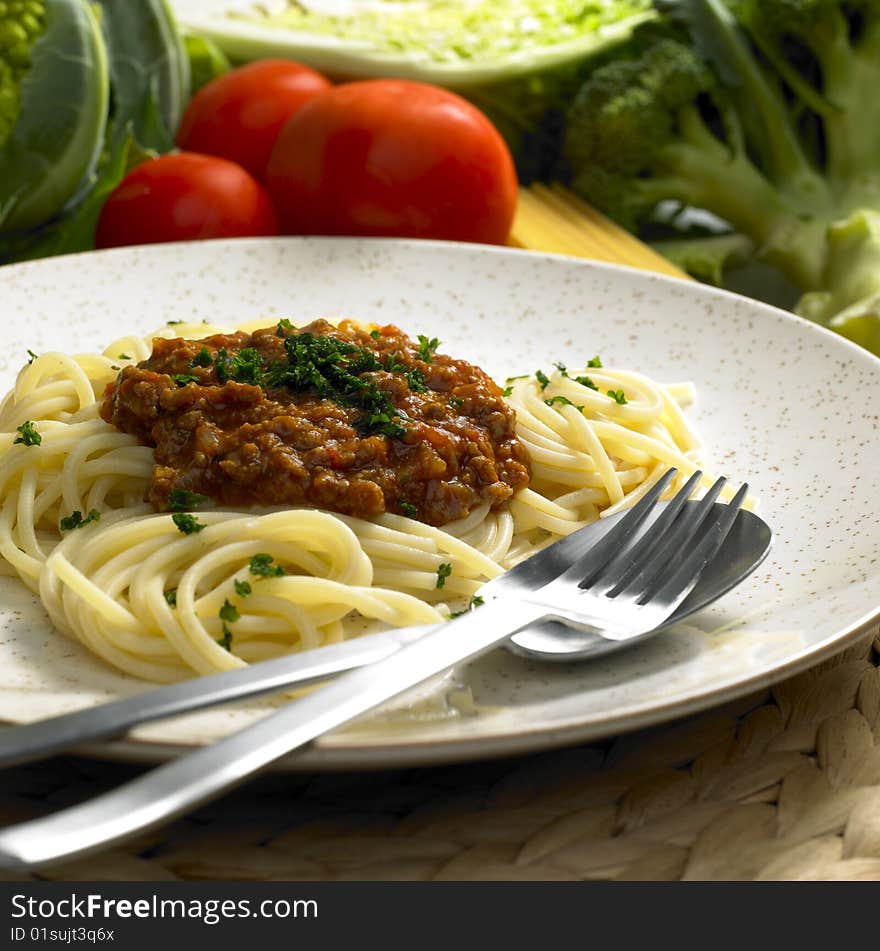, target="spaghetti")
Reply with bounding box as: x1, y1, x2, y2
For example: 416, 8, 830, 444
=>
0, 318, 734, 682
